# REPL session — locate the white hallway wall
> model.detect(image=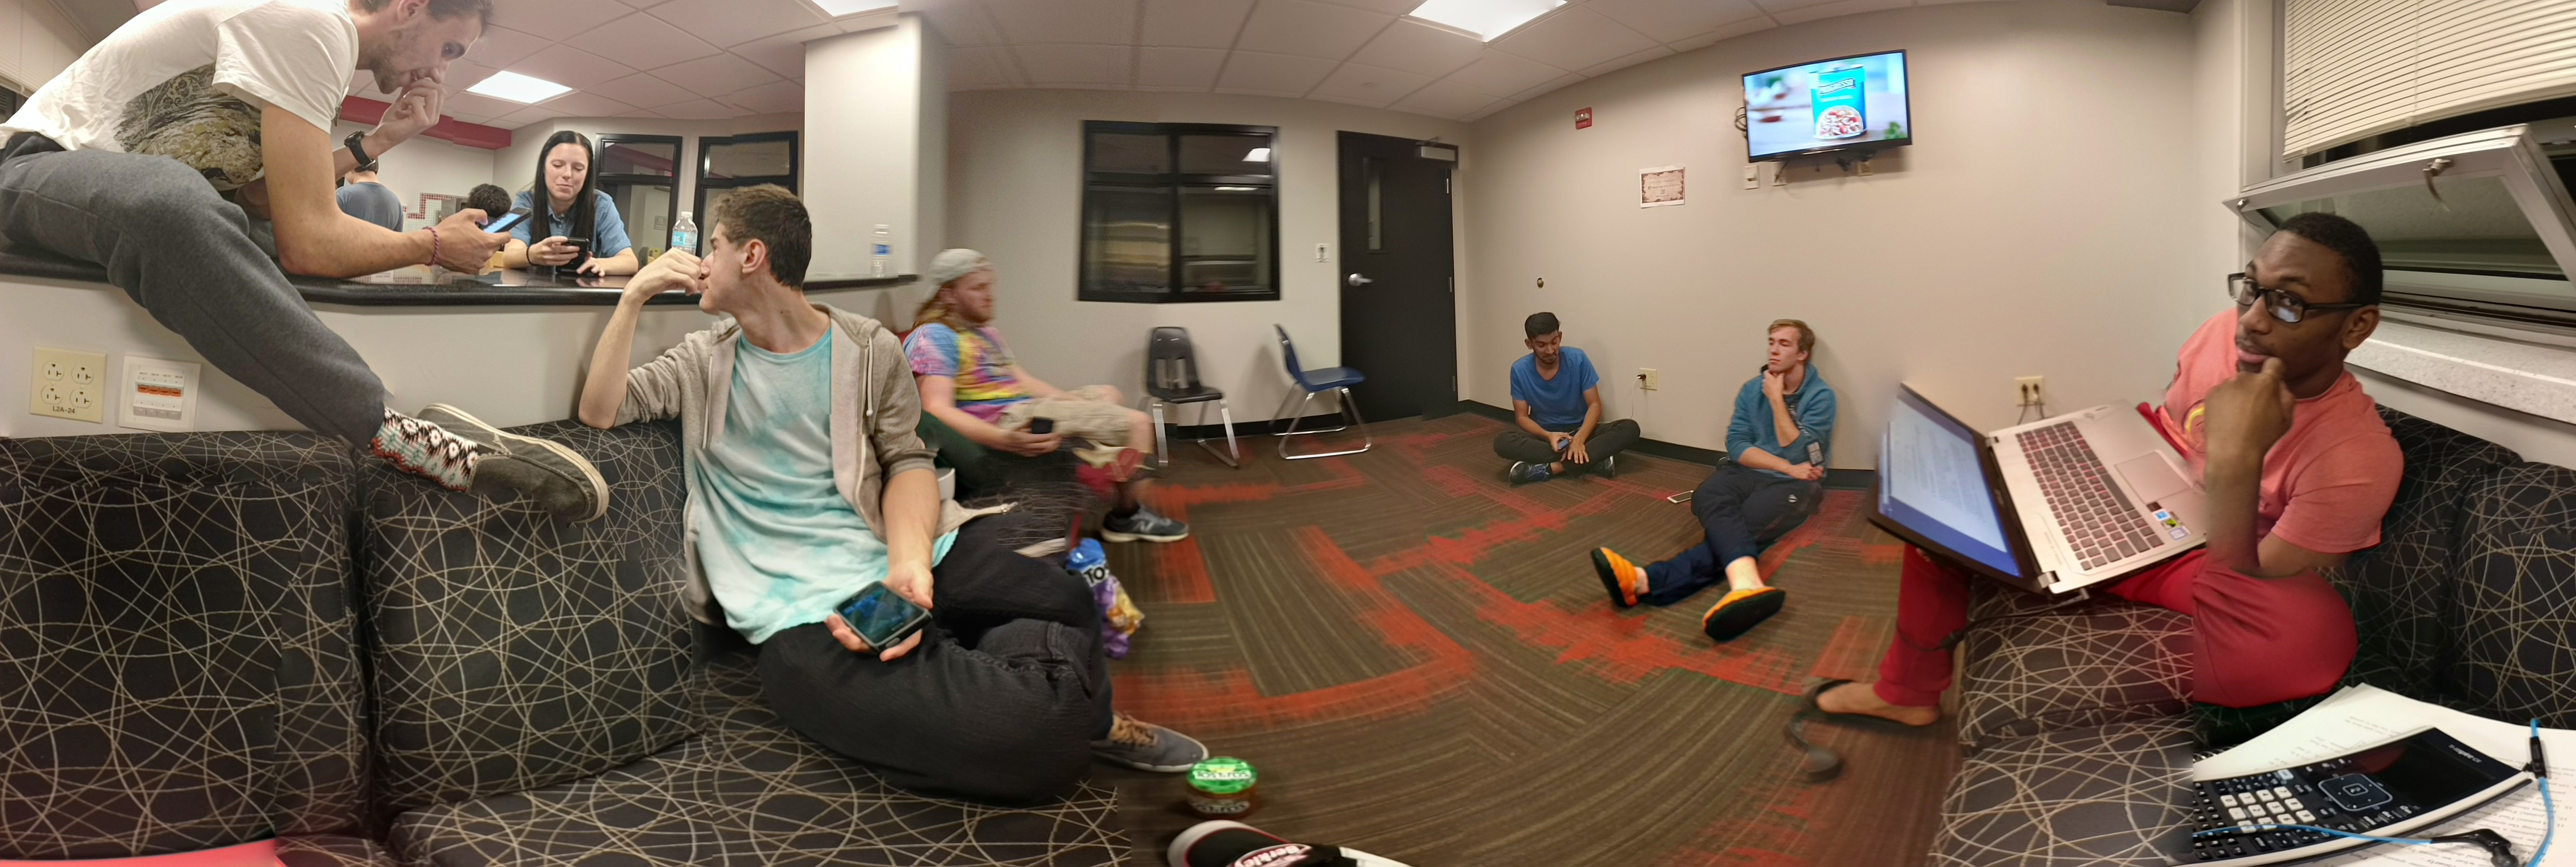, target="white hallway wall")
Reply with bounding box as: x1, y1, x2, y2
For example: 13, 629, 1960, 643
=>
944, 89, 1470, 423
0, 0, 86, 96
1462, 0, 2216, 467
